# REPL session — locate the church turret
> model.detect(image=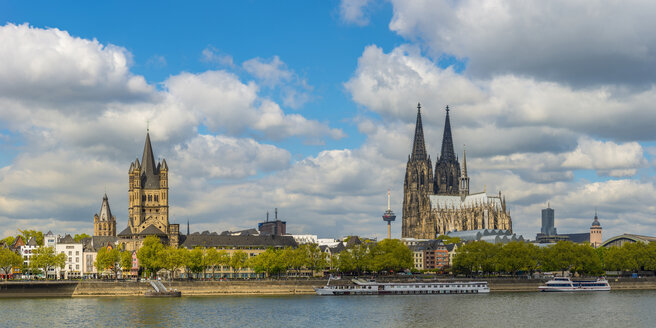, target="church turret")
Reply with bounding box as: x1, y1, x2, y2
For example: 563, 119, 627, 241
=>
403, 103, 435, 239
459, 146, 470, 199
434, 106, 461, 195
